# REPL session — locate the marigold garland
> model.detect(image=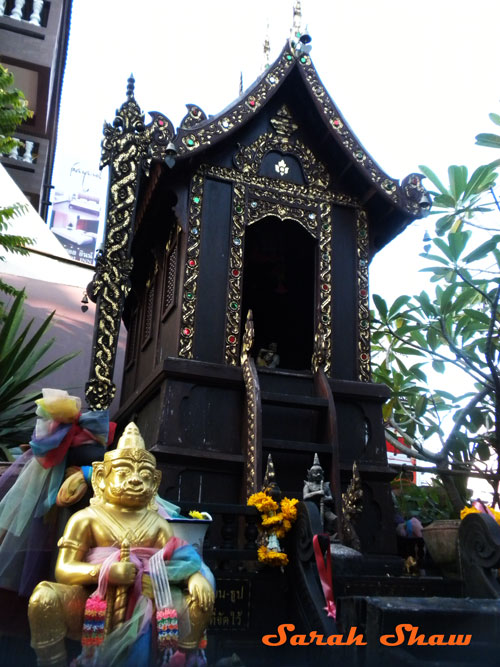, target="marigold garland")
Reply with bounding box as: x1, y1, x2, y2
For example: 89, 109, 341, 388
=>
258, 545, 289, 566
248, 491, 279, 513
461, 504, 500, 523
248, 492, 298, 567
